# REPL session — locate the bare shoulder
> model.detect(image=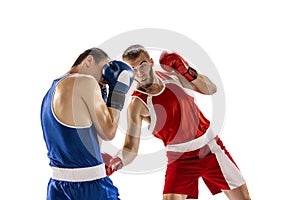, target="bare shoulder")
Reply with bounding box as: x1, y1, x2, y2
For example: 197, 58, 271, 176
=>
128, 97, 145, 112
58, 73, 95, 84
68, 74, 98, 88
73, 73, 96, 82
57, 74, 99, 99
128, 97, 149, 118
